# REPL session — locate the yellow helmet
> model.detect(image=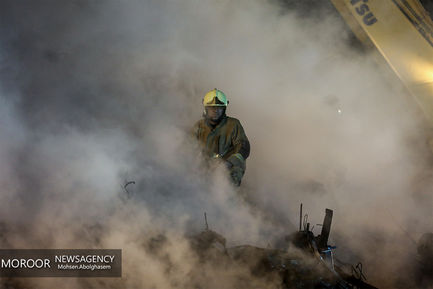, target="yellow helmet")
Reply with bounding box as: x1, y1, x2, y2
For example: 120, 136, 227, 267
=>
203, 88, 229, 107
